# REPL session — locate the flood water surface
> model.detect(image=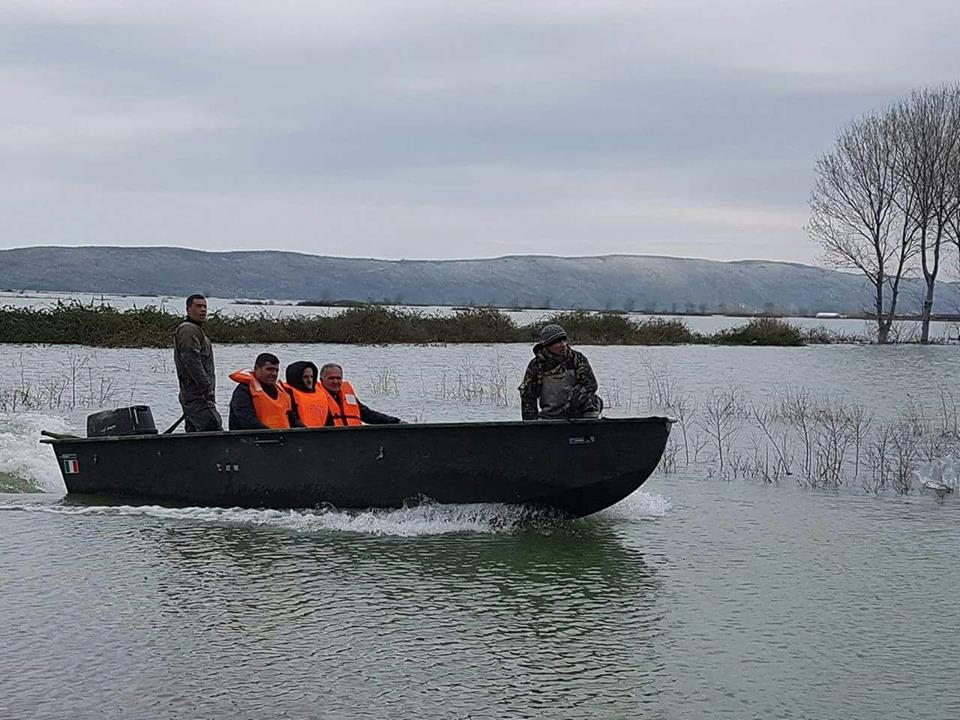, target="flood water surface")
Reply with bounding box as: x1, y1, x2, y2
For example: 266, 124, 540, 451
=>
2, 342, 960, 718
2, 480, 958, 719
